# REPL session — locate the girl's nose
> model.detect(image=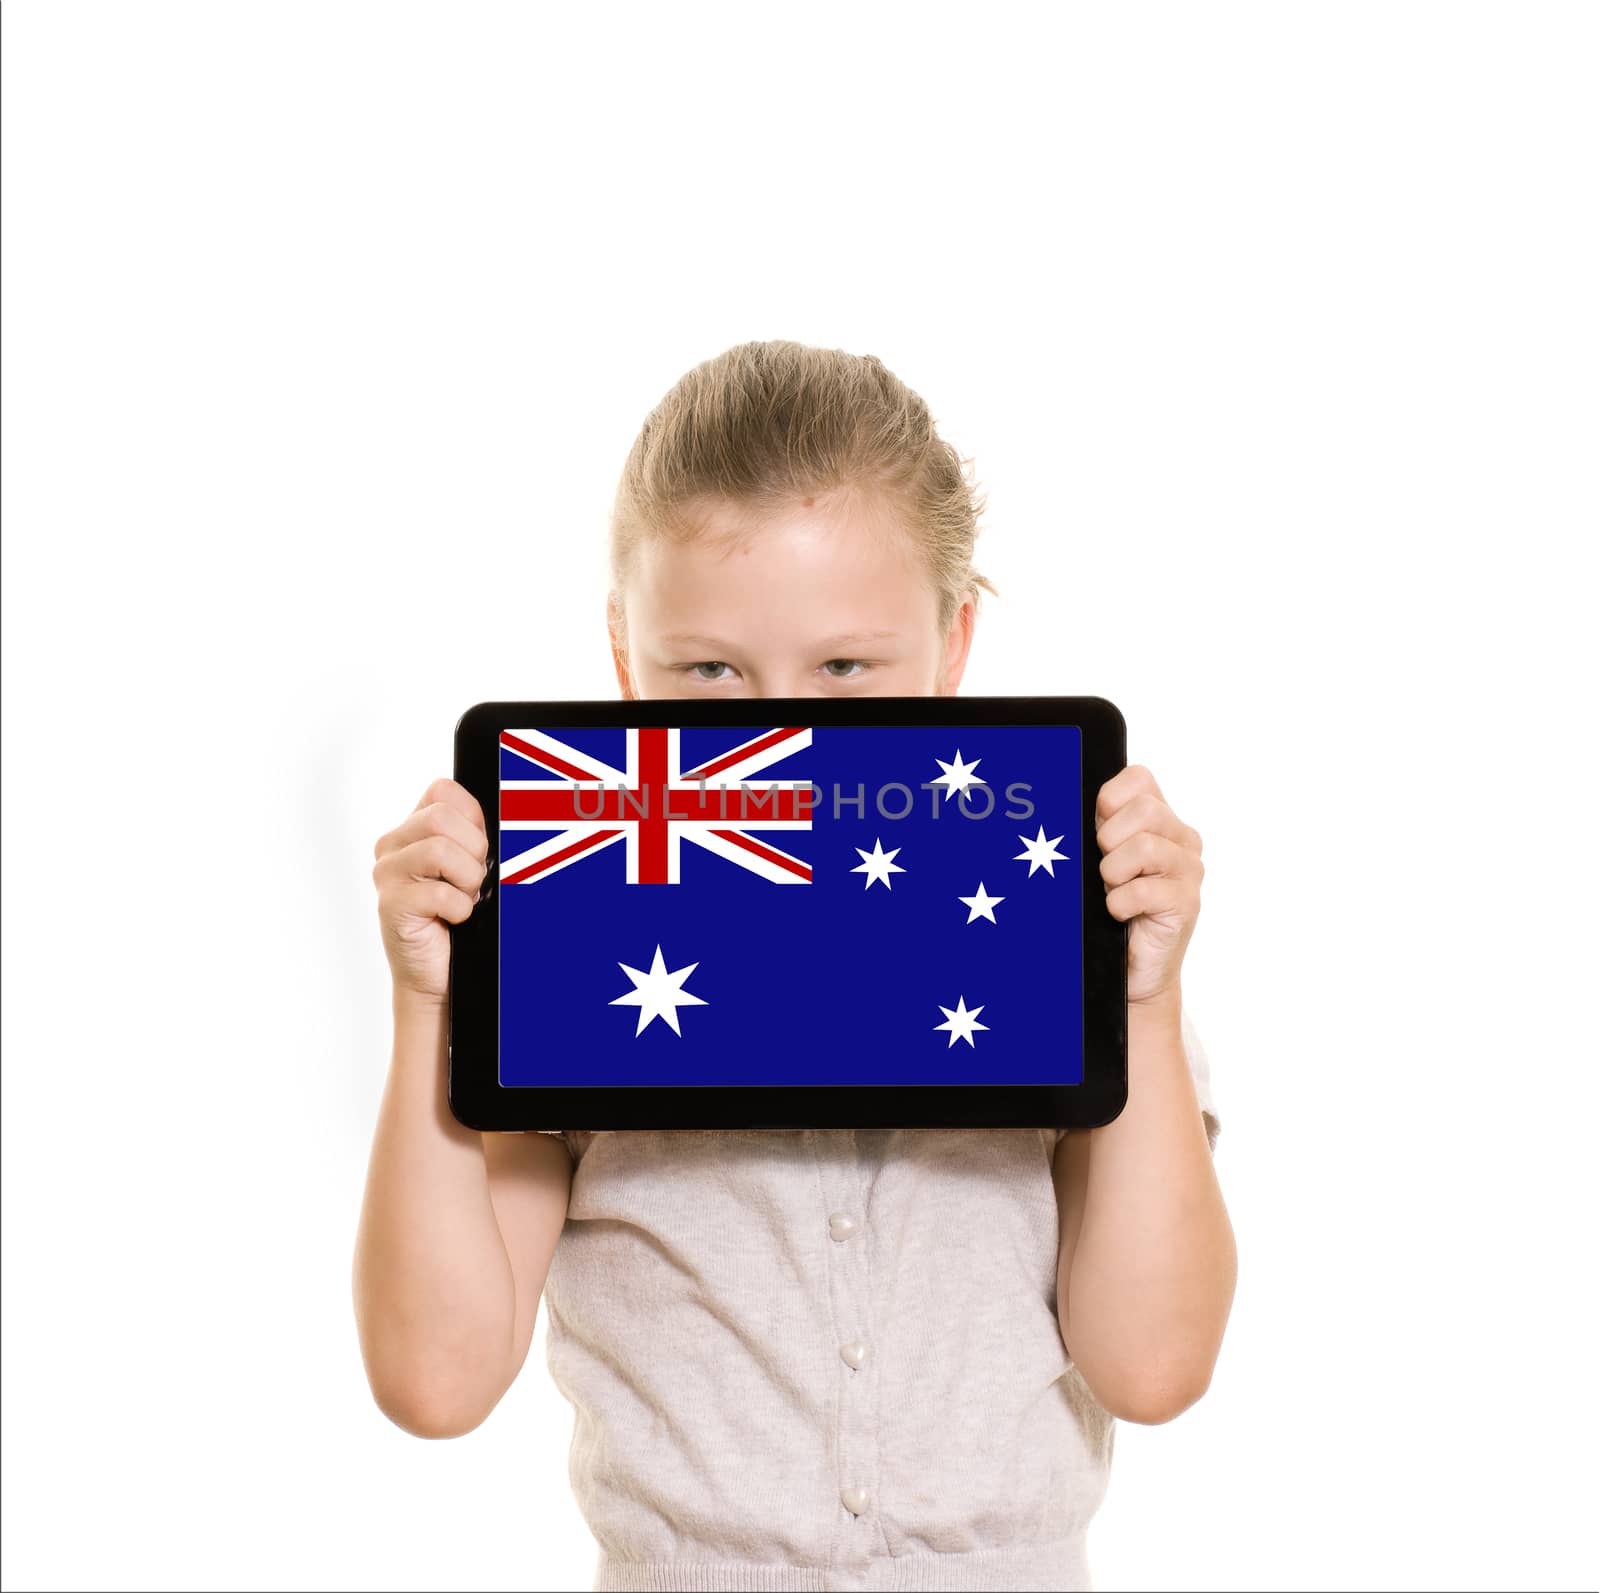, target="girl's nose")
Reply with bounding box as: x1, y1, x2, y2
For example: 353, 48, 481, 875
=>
766, 679, 834, 698
737, 672, 823, 699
